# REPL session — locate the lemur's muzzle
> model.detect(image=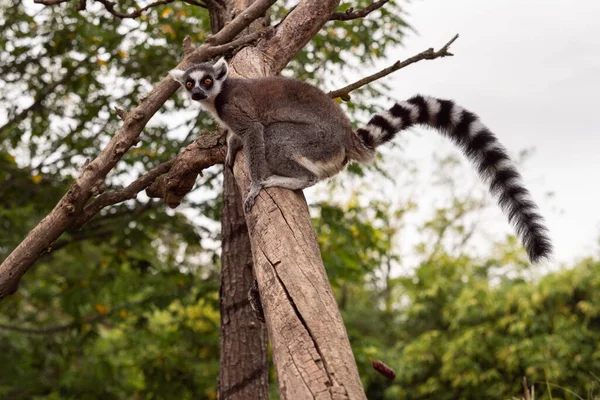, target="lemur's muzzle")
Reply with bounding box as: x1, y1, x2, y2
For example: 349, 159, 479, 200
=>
191, 90, 207, 101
